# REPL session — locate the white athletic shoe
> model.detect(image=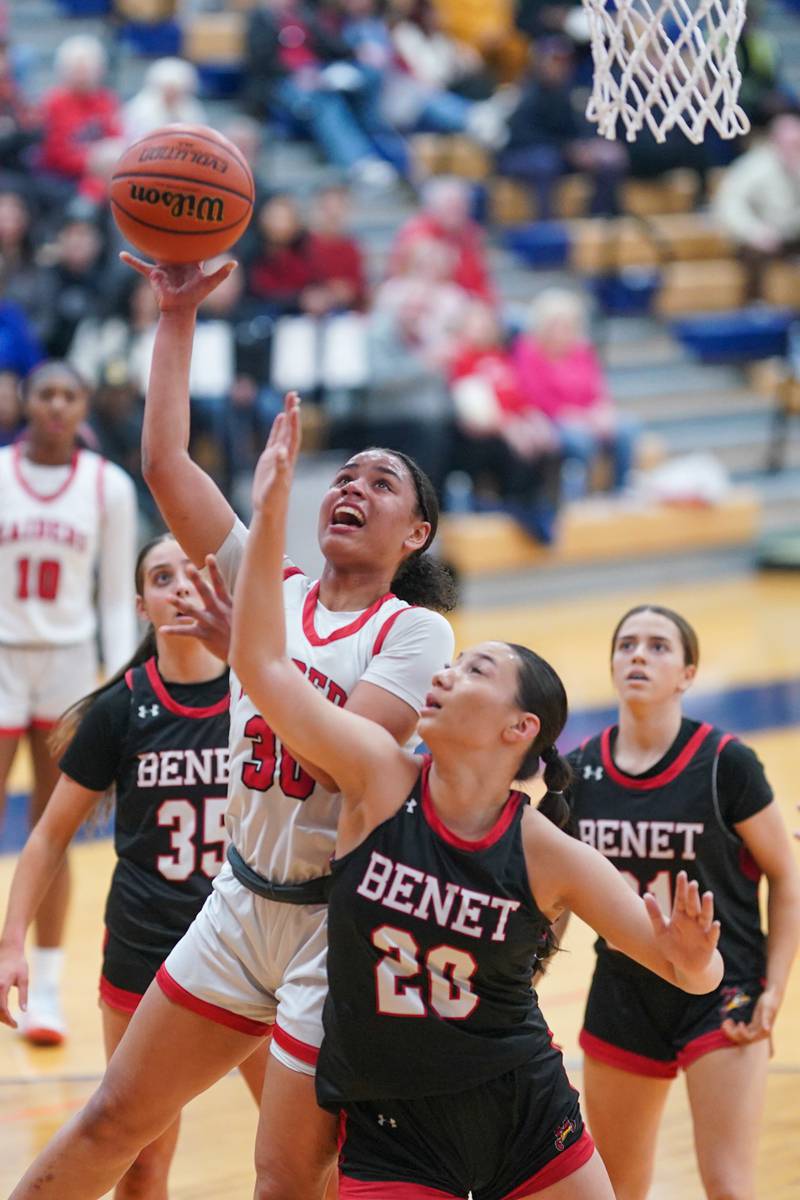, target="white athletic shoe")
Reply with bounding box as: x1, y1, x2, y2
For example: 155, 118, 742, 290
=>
19, 993, 67, 1047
